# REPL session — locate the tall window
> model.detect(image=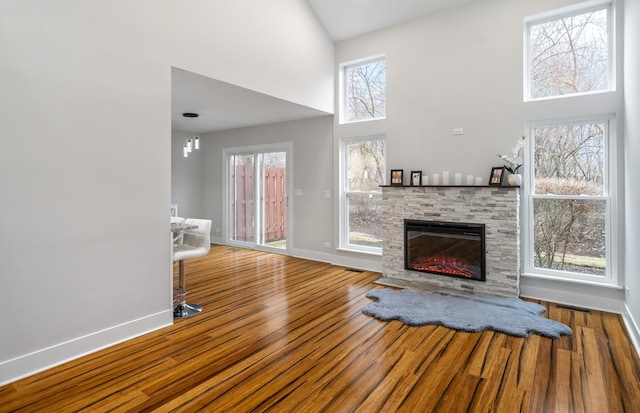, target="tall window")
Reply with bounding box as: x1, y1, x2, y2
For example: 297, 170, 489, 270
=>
527, 119, 612, 280
526, 2, 612, 100
524, 1, 618, 284
341, 137, 385, 252
342, 57, 386, 123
